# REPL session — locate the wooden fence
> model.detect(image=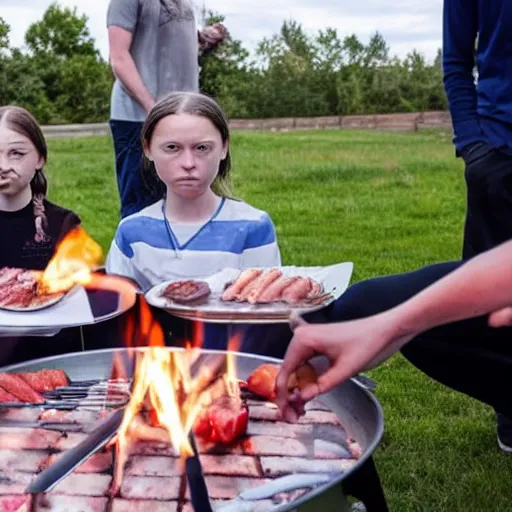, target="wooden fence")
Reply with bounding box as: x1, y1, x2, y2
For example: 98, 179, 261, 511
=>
42, 111, 452, 139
